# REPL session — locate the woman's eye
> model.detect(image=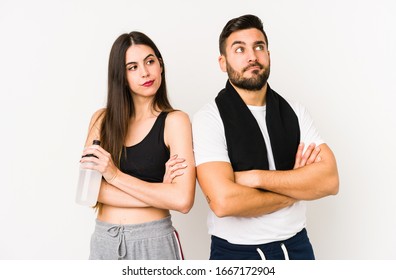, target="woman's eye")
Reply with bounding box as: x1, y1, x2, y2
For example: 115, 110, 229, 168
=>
147, 59, 155, 65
